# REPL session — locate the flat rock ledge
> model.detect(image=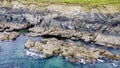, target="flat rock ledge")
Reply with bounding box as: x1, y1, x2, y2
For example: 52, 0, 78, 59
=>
0, 32, 20, 41
28, 27, 120, 48
0, 21, 30, 32
25, 38, 120, 64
